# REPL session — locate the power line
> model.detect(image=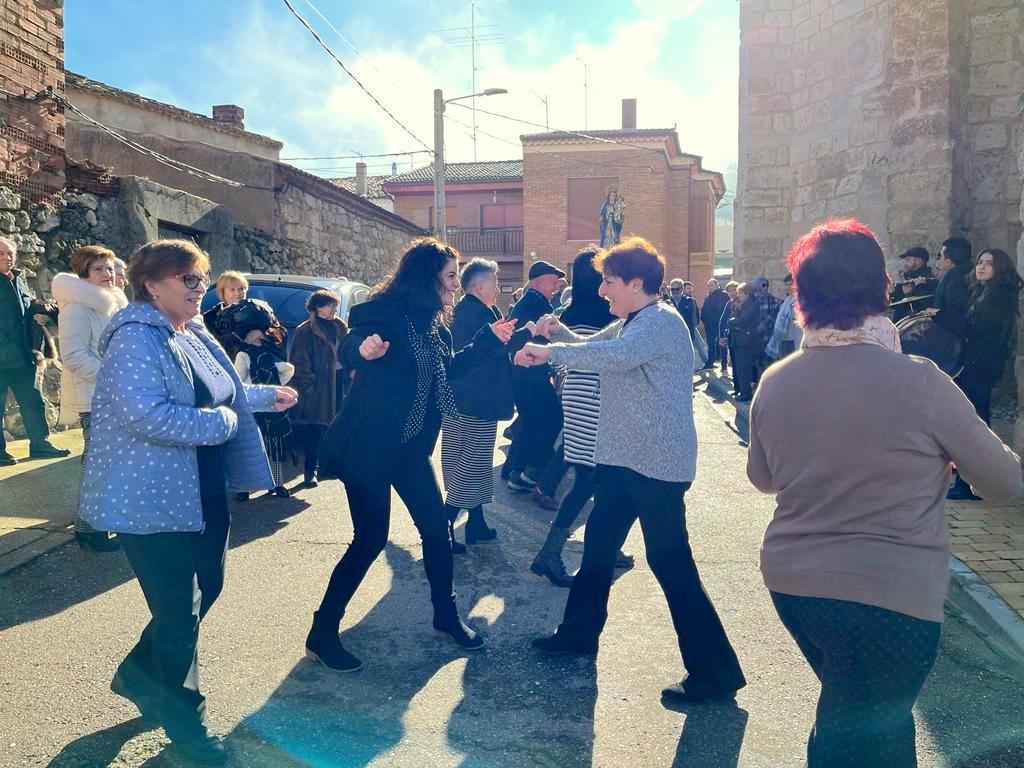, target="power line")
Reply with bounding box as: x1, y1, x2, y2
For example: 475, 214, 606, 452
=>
298, 0, 432, 112
280, 0, 432, 152
282, 151, 434, 162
